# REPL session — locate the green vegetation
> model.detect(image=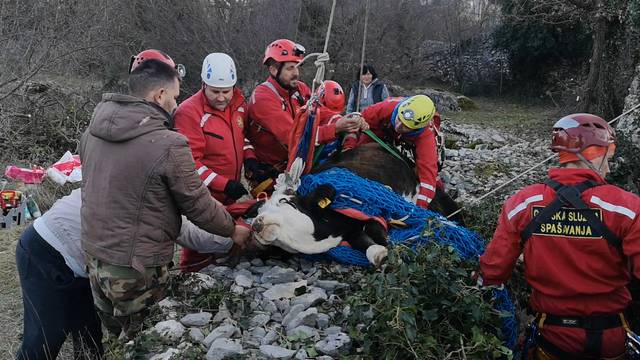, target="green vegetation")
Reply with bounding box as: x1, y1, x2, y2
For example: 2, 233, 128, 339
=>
345, 245, 512, 360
